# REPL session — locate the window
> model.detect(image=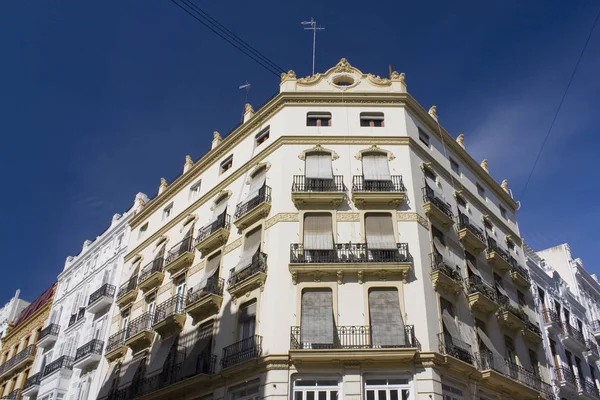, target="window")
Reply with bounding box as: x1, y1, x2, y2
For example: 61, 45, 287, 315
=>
365, 214, 397, 261
360, 112, 384, 127
590, 365, 598, 390
220, 155, 233, 174
507, 239, 515, 251
138, 223, 148, 240
504, 336, 515, 362
116, 235, 123, 250
368, 288, 404, 347
231, 384, 260, 400
189, 180, 202, 200
146, 294, 156, 315
423, 167, 436, 182
476, 183, 485, 198
234, 226, 262, 272
431, 226, 445, 247
306, 112, 331, 127
238, 300, 256, 341
305, 152, 333, 184
529, 350, 540, 377
442, 384, 464, 400
300, 289, 334, 348
362, 152, 392, 185
518, 291, 526, 307
255, 127, 270, 146
450, 158, 459, 174
418, 128, 430, 146
499, 205, 507, 220
456, 194, 466, 209
293, 379, 339, 400
246, 167, 267, 200
162, 203, 173, 220
365, 378, 411, 400
303, 213, 334, 255
483, 218, 492, 231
